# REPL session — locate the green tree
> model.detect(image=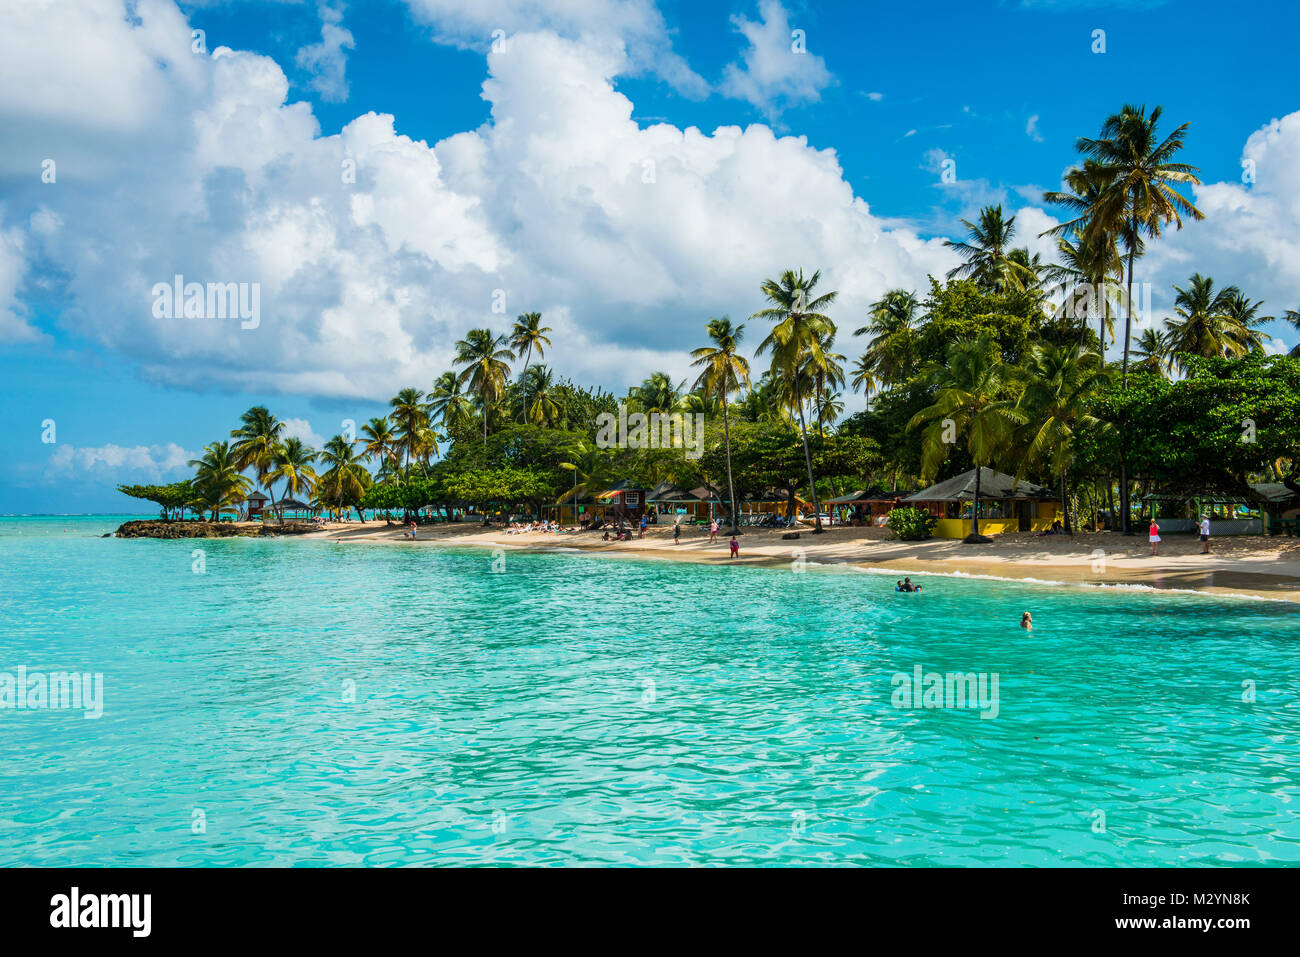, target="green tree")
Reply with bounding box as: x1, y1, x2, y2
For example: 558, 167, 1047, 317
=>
944, 205, 1036, 293
190, 441, 253, 520
268, 437, 319, 501
454, 328, 514, 442
230, 406, 285, 504
690, 316, 751, 533
509, 312, 552, 423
